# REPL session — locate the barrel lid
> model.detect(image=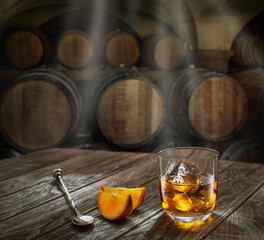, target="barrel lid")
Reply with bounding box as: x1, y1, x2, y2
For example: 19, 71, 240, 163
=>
4, 29, 44, 69
188, 75, 248, 140
0, 69, 81, 152
57, 29, 94, 69
97, 78, 165, 148
105, 31, 141, 68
